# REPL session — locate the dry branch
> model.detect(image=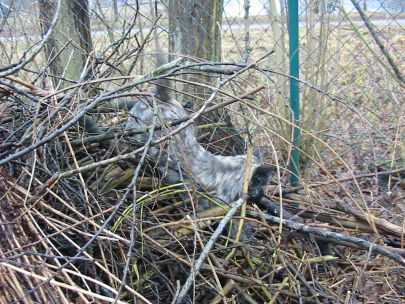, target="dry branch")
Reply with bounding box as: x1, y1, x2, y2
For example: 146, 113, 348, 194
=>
247, 211, 405, 266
